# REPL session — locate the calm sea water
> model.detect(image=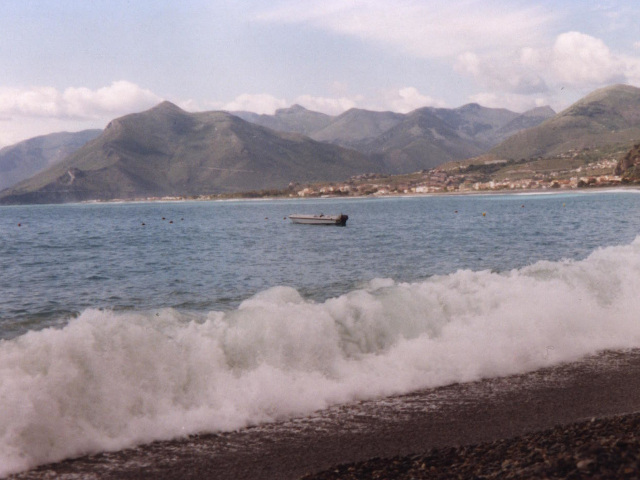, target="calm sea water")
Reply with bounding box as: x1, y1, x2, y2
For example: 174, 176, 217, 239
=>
2, 190, 640, 475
